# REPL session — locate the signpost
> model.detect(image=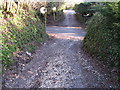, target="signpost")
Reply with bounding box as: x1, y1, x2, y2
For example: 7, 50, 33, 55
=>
52, 7, 56, 21
40, 5, 47, 31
